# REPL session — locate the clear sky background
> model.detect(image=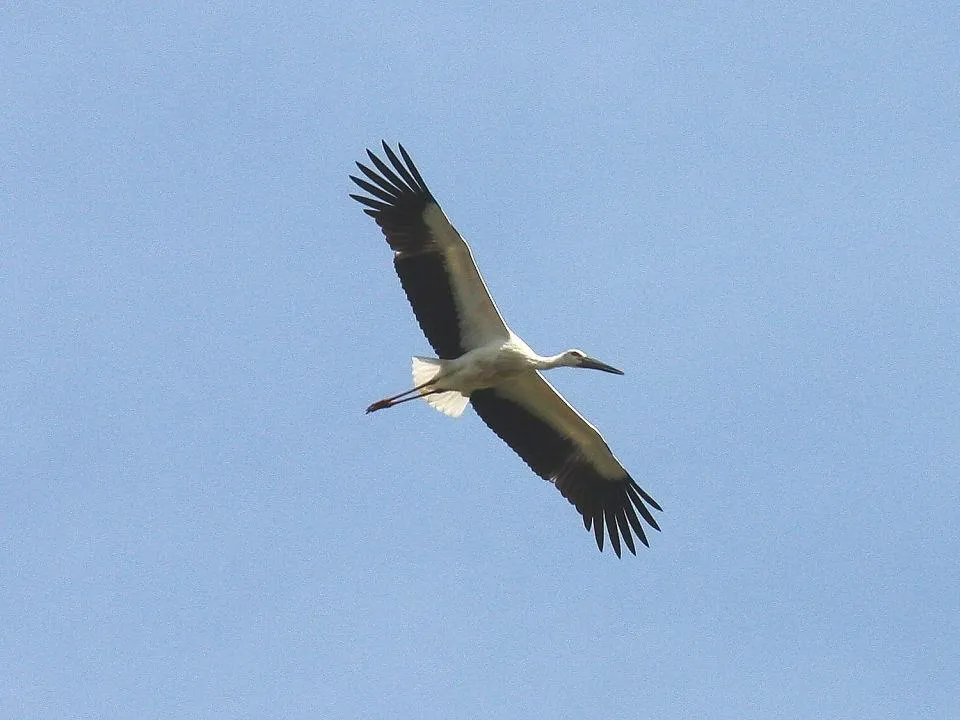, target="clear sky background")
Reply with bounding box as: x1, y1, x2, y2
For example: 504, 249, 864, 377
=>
3, 2, 958, 718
